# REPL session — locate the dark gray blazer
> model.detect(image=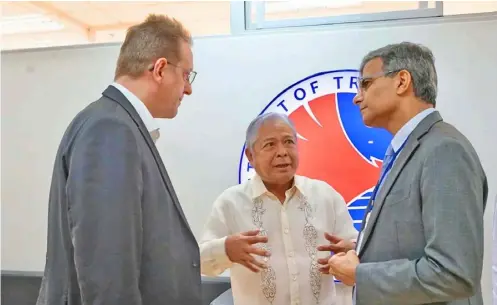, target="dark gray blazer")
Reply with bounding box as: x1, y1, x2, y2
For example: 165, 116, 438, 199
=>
36, 86, 202, 305
355, 111, 488, 305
